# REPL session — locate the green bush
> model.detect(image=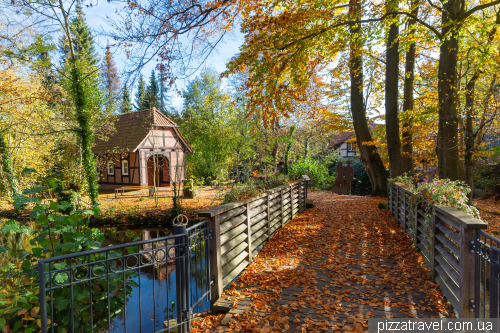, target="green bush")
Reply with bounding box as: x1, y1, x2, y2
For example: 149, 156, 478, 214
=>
0, 177, 136, 332
219, 181, 262, 204
289, 157, 335, 190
